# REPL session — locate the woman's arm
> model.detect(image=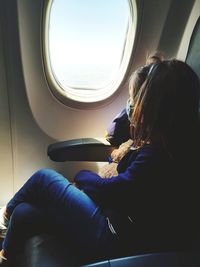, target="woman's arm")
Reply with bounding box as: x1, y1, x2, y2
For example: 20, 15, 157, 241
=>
74, 146, 154, 206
